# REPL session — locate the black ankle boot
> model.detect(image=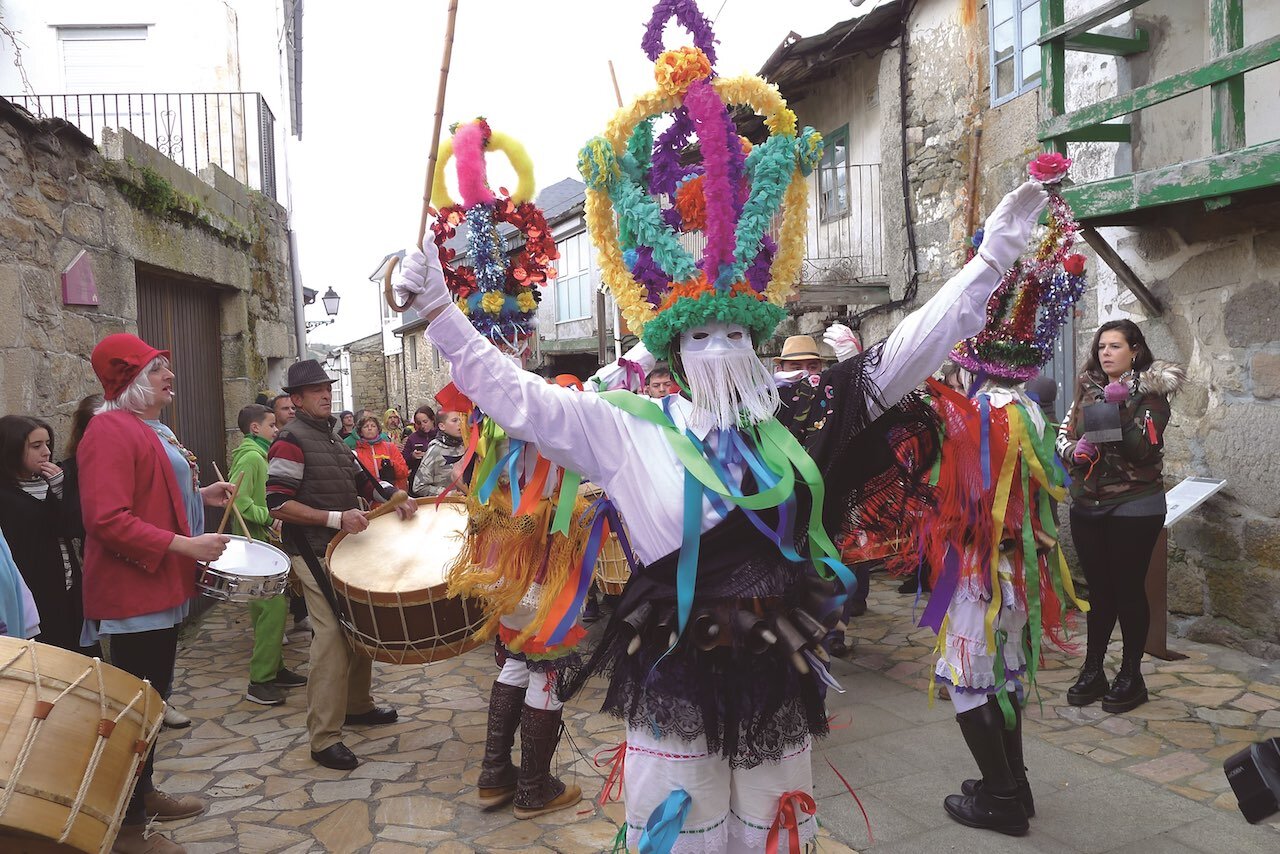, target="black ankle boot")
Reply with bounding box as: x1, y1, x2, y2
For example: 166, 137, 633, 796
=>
1066, 653, 1109, 707
961, 697, 1034, 817
945, 697, 1029, 836
1101, 656, 1148, 713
